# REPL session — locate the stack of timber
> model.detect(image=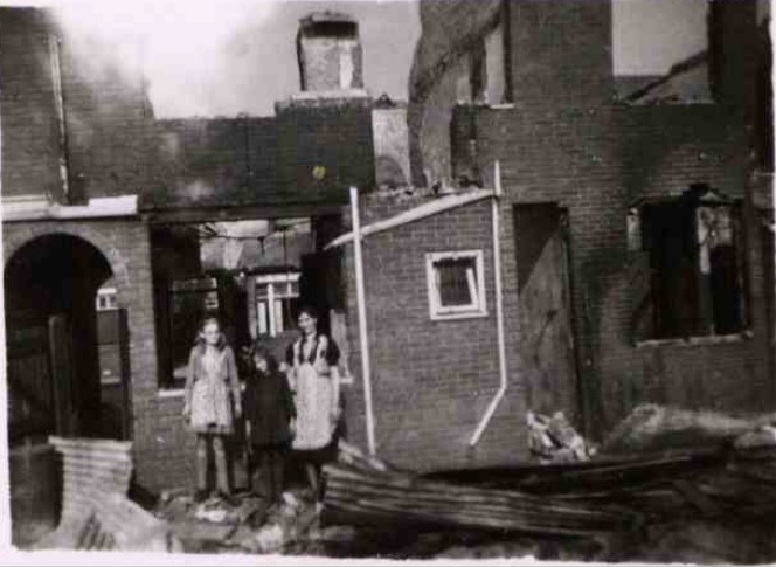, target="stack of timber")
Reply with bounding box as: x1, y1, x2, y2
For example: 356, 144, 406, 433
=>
323, 460, 635, 538
324, 441, 776, 542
